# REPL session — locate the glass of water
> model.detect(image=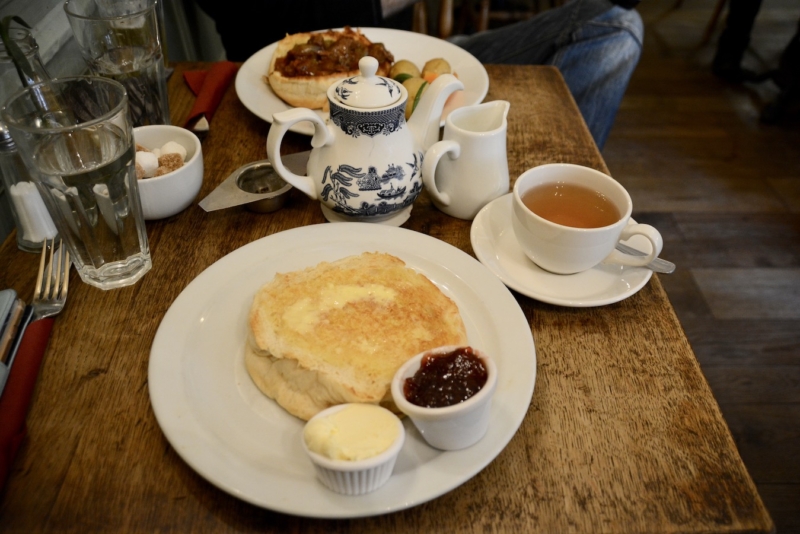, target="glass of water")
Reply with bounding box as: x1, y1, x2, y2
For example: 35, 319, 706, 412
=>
64, 0, 170, 127
1, 76, 152, 289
